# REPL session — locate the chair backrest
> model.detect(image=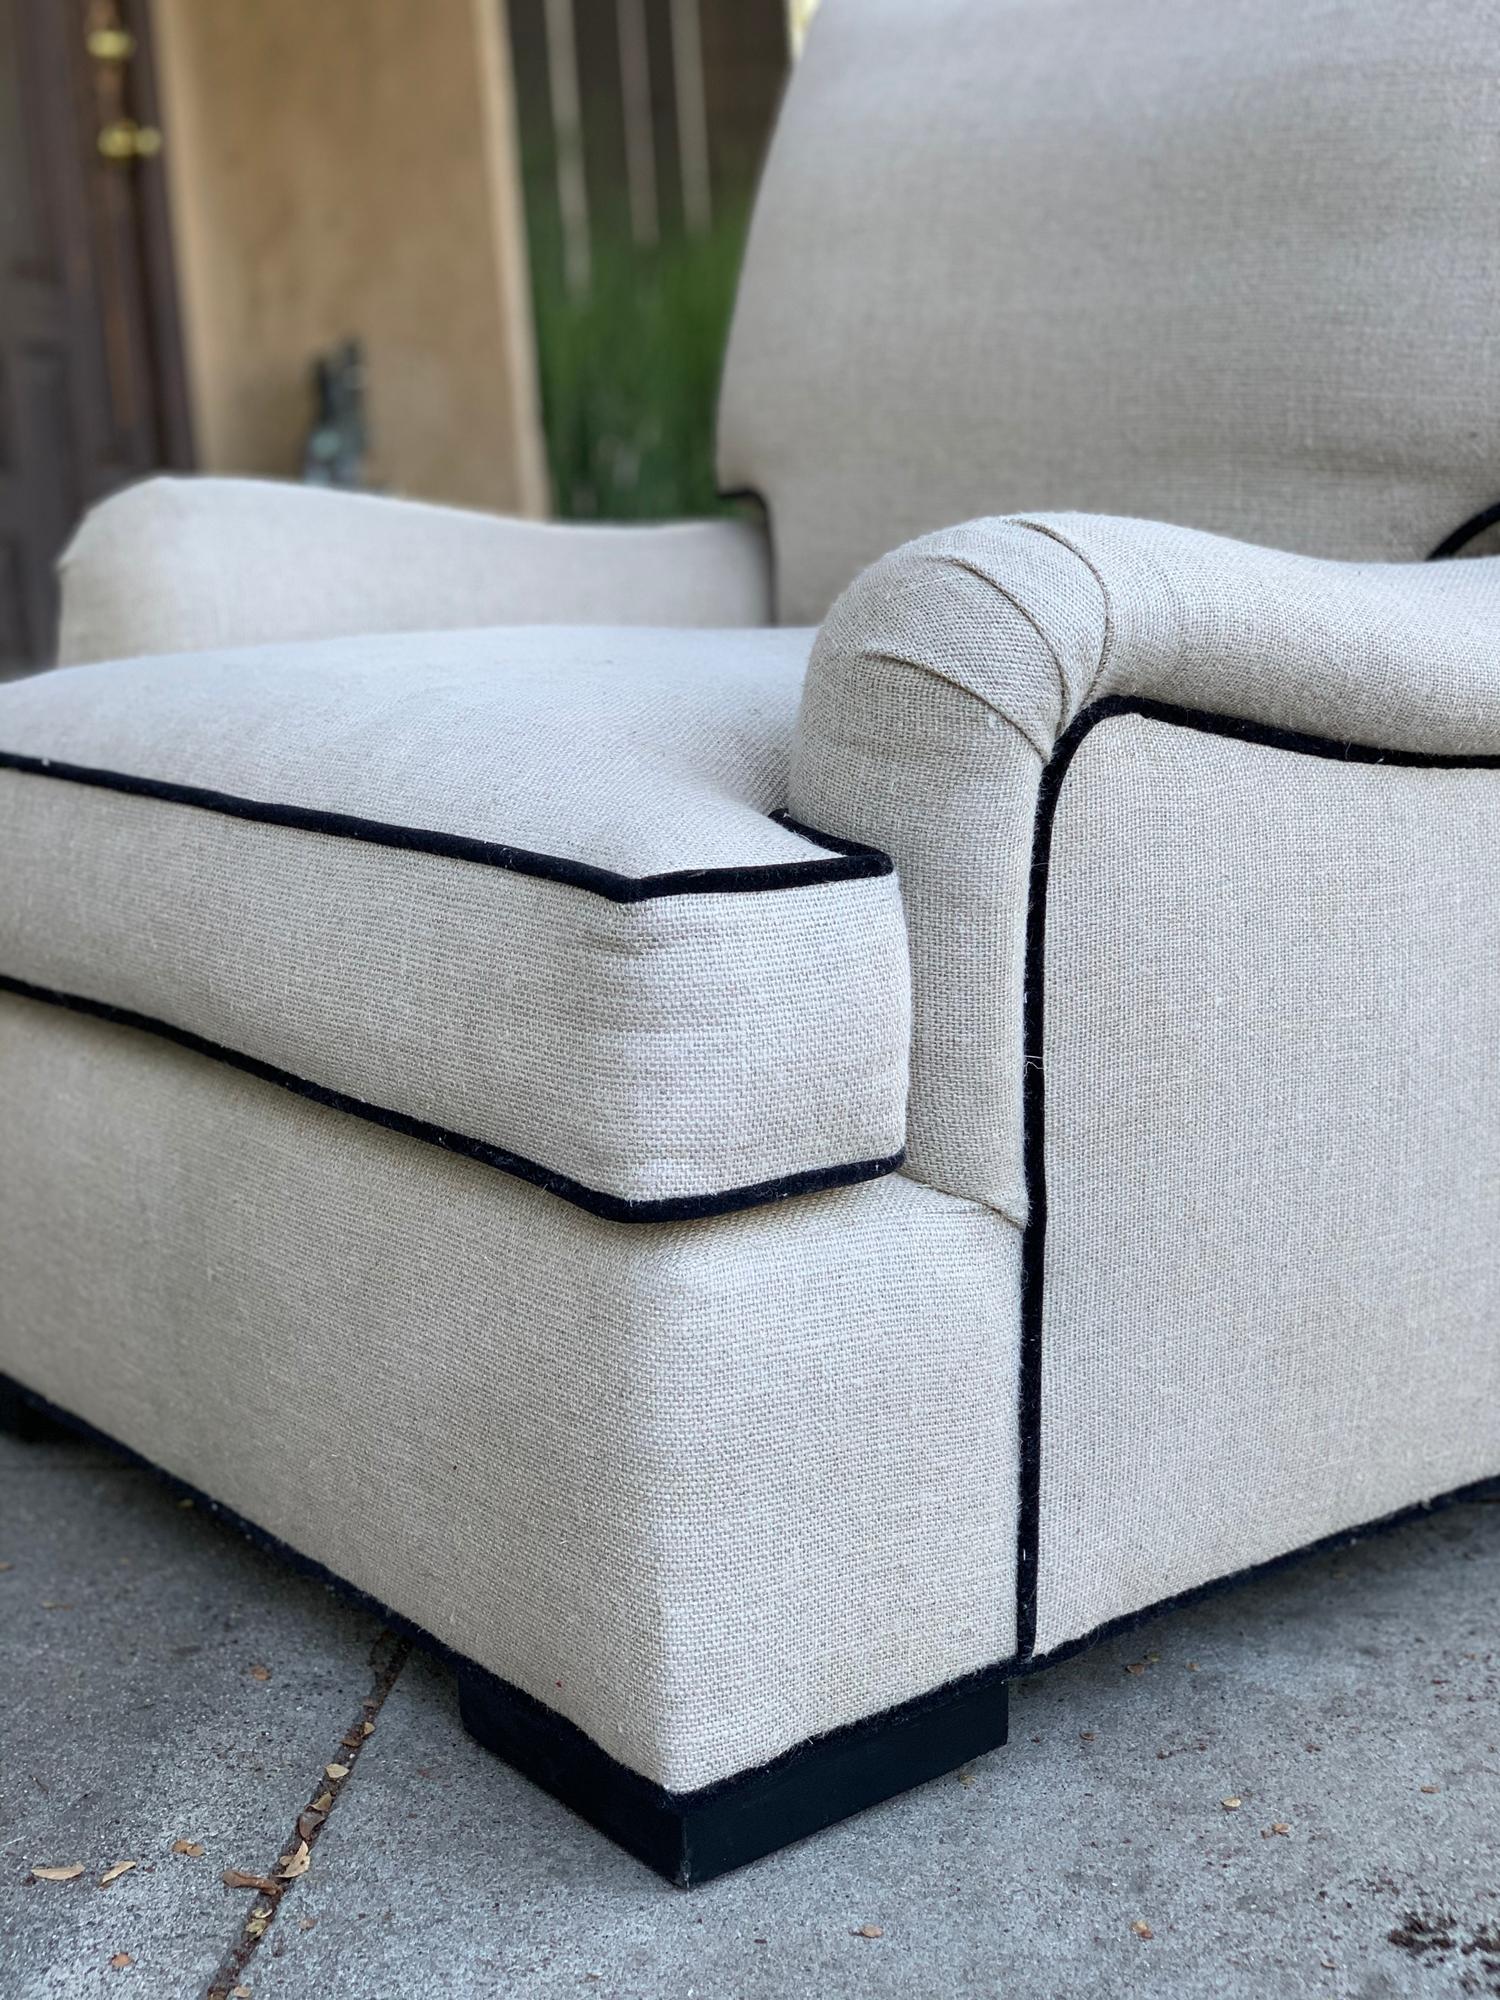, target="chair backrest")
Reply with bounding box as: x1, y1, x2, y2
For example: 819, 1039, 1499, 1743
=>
718, 0, 1500, 624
